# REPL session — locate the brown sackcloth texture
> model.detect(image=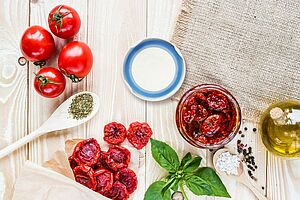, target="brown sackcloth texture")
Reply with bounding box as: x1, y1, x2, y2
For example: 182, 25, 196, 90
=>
172, 0, 300, 122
